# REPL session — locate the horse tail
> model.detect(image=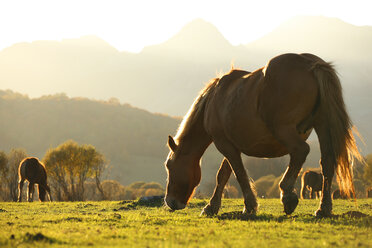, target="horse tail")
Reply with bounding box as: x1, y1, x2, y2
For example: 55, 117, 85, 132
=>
300, 171, 307, 199
311, 61, 363, 198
